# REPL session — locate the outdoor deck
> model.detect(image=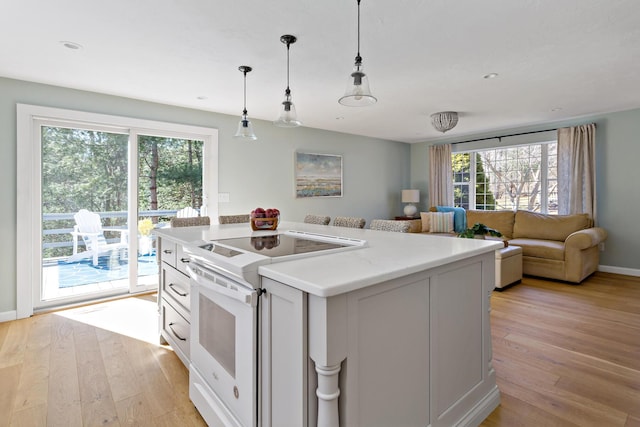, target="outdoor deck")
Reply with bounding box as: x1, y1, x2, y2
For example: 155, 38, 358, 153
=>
42, 252, 158, 300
